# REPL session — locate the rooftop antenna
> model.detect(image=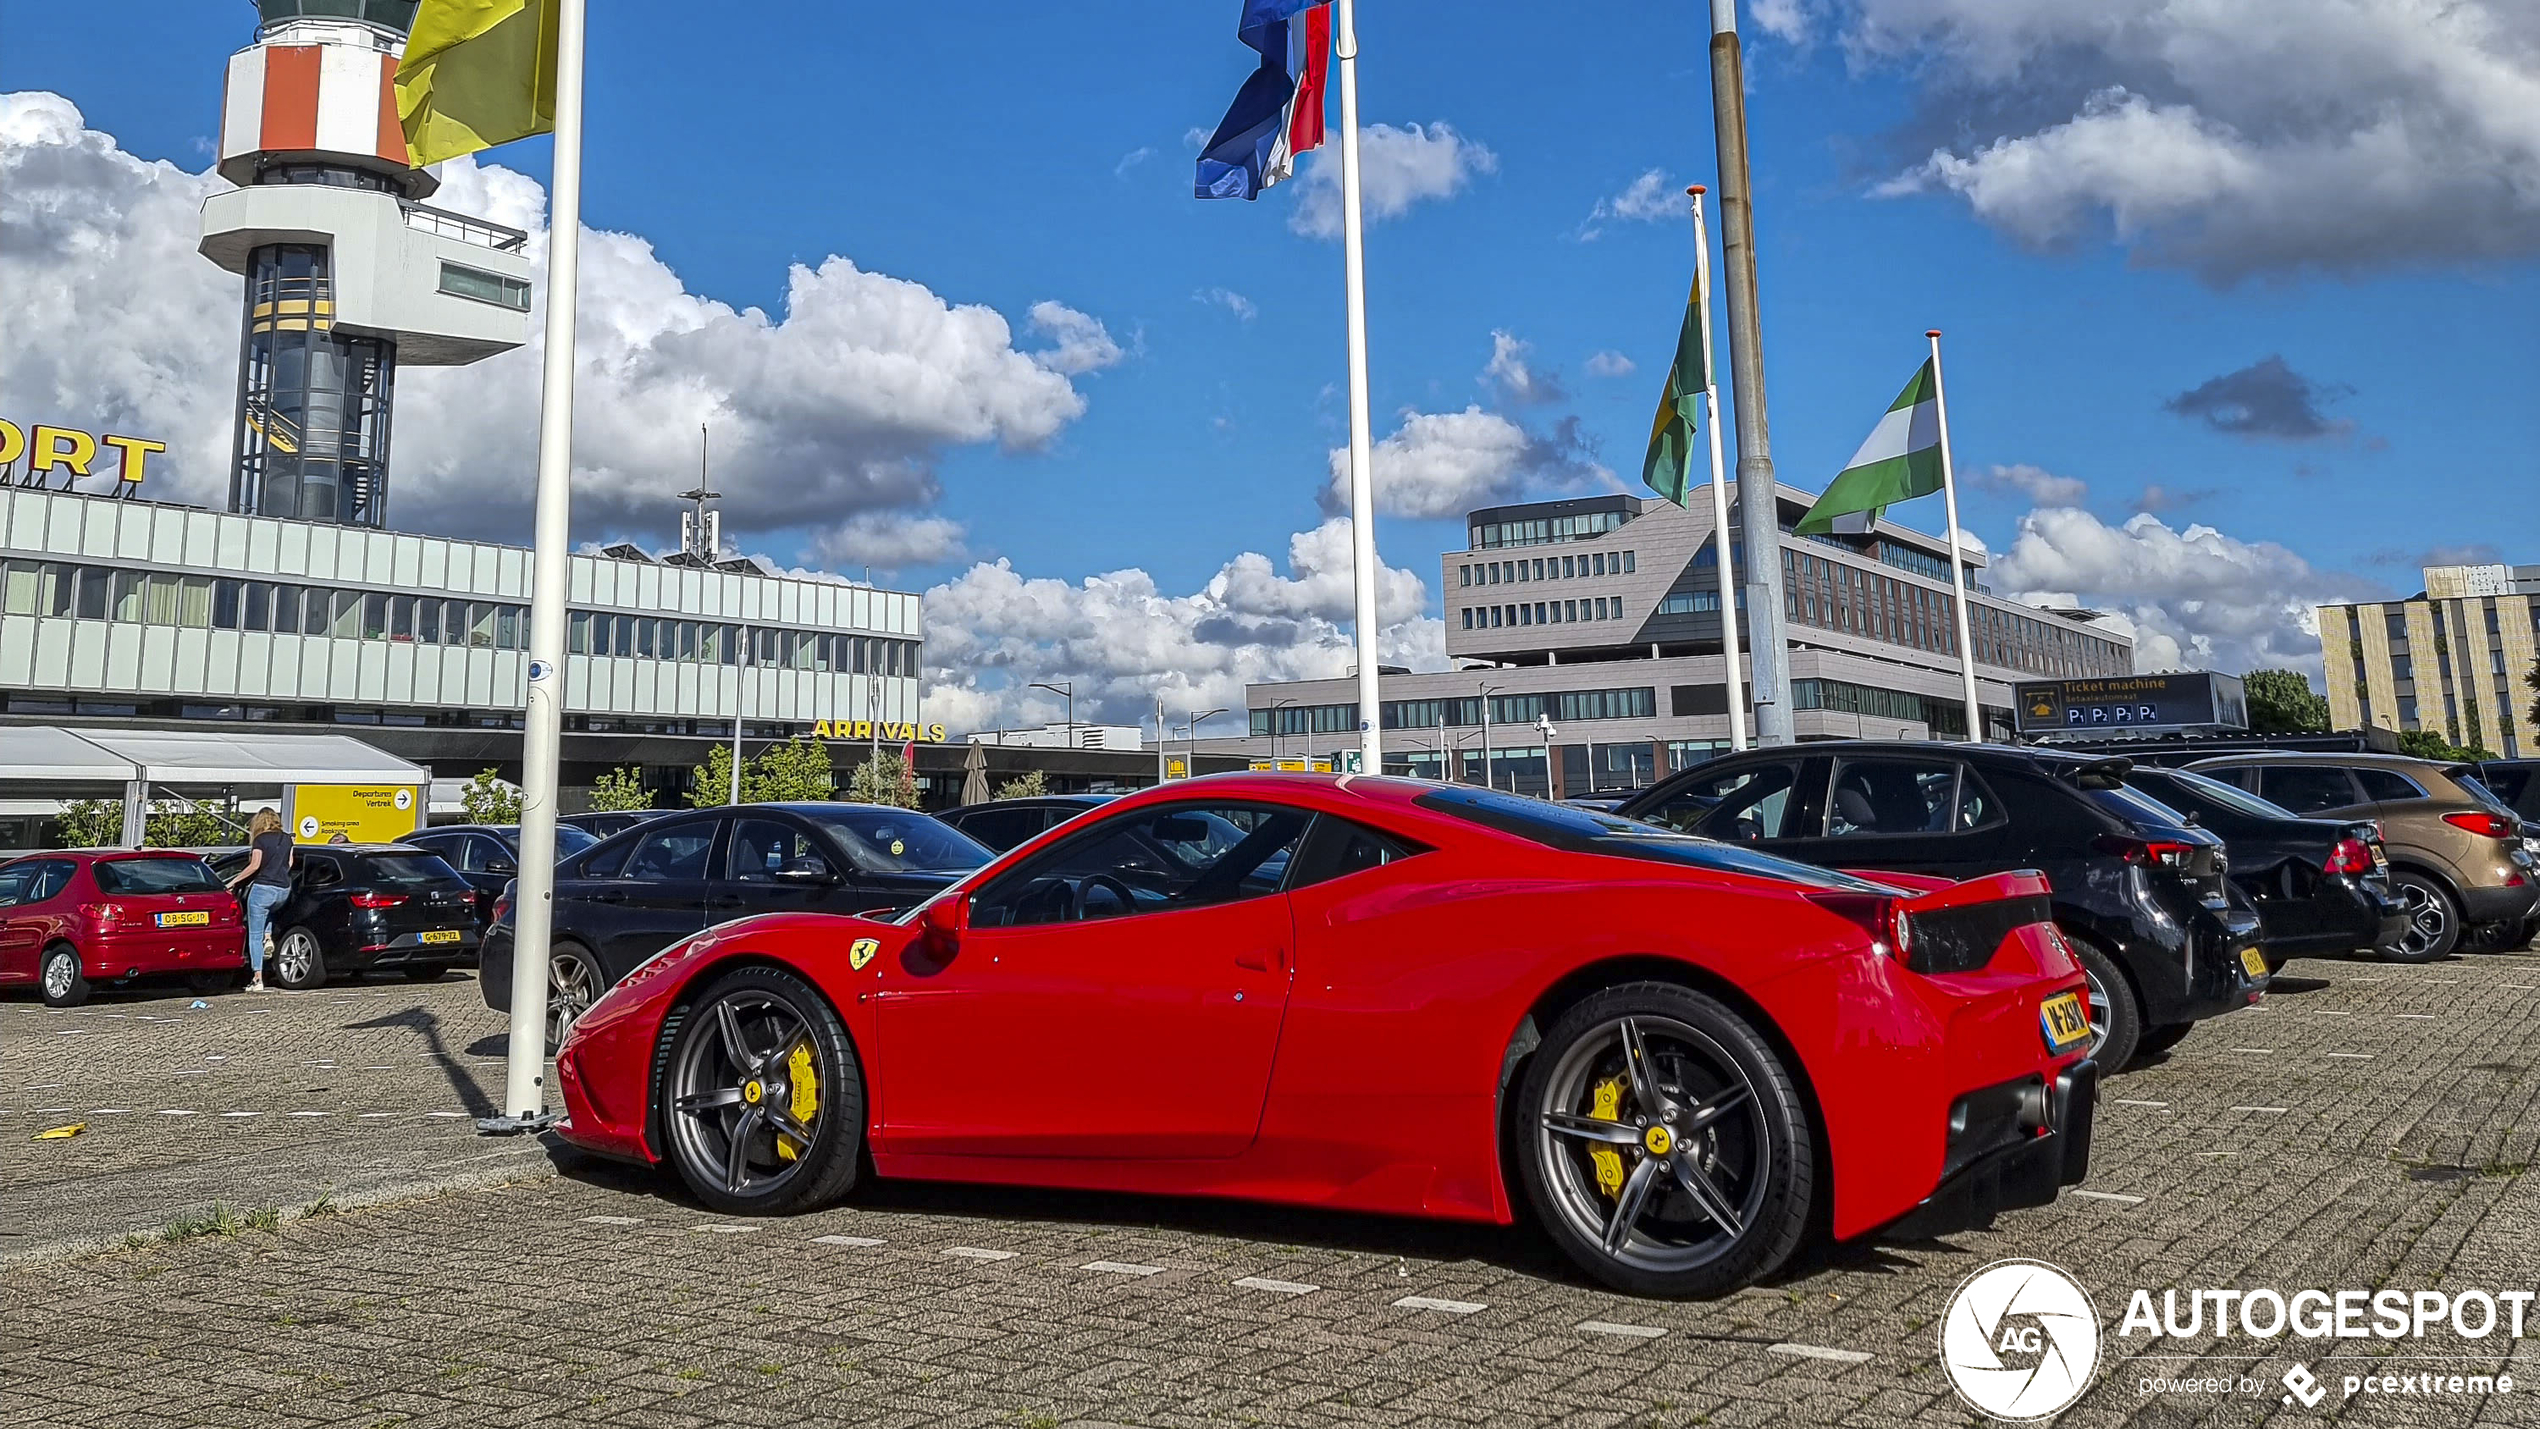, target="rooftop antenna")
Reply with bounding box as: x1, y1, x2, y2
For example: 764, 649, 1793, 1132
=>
678, 423, 721, 561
